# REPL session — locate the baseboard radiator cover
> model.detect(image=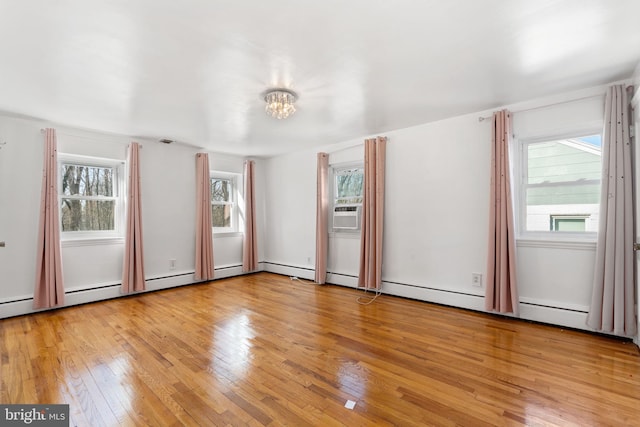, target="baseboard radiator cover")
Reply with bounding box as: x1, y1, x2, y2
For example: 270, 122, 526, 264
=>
0, 262, 264, 319
263, 262, 600, 334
